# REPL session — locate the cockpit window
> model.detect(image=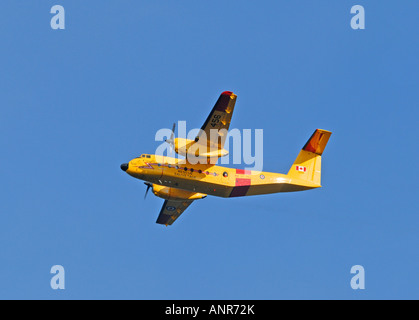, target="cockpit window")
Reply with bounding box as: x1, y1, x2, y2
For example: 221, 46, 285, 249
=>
146, 155, 151, 158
